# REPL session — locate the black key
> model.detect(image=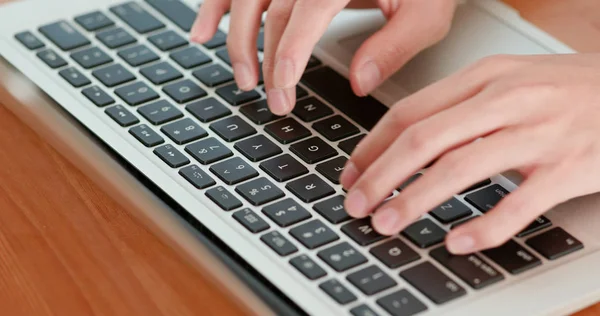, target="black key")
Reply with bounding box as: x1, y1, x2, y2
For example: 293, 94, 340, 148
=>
460, 178, 492, 194
398, 173, 422, 191
526, 227, 583, 260
193, 64, 234, 87
518, 216, 552, 237
93, 64, 135, 87
82, 86, 115, 107
59, 67, 90, 88
286, 174, 335, 203
39, 21, 90, 51
118, 44, 160, 67
215, 48, 231, 65
317, 242, 367, 272
240, 100, 282, 124
205, 186, 242, 211
465, 184, 510, 213
71, 46, 113, 69
210, 116, 256, 142
296, 86, 308, 99
292, 97, 333, 122
216, 83, 261, 106
431, 246, 504, 290
75, 11, 114, 32
262, 198, 311, 227
145, 0, 196, 32
316, 156, 347, 185
400, 262, 466, 304
105, 105, 139, 127
15, 31, 45, 50
313, 195, 351, 224
137, 100, 183, 125
185, 137, 232, 164
179, 165, 215, 189
338, 134, 365, 155
350, 305, 379, 316
153, 144, 189, 168
210, 157, 258, 185
163, 79, 207, 104
203, 30, 227, 49
141, 62, 183, 85
347, 265, 396, 295
450, 215, 479, 230
170, 46, 212, 69
110, 2, 165, 34
302, 67, 387, 130
129, 124, 165, 147
290, 137, 337, 164
377, 290, 428, 316
370, 239, 420, 269
115, 81, 159, 106
319, 279, 357, 305
236, 177, 284, 206
260, 154, 308, 182
306, 55, 321, 70
256, 31, 265, 51
342, 218, 386, 246
96, 27, 137, 49
289, 219, 339, 249
161, 118, 207, 144
148, 30, 188, 51
482, 240, 541, 274
313, 115, 360, 141
233, 208, 270, 233
37, 49, 67, 69
265, 118, 311, 145
234, 135, 282, 162
186, 98, 231, 123
402, 218, 447, 248
261, 231, 298, 256
290, 255, 326, 280
430, 197, 473, 224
